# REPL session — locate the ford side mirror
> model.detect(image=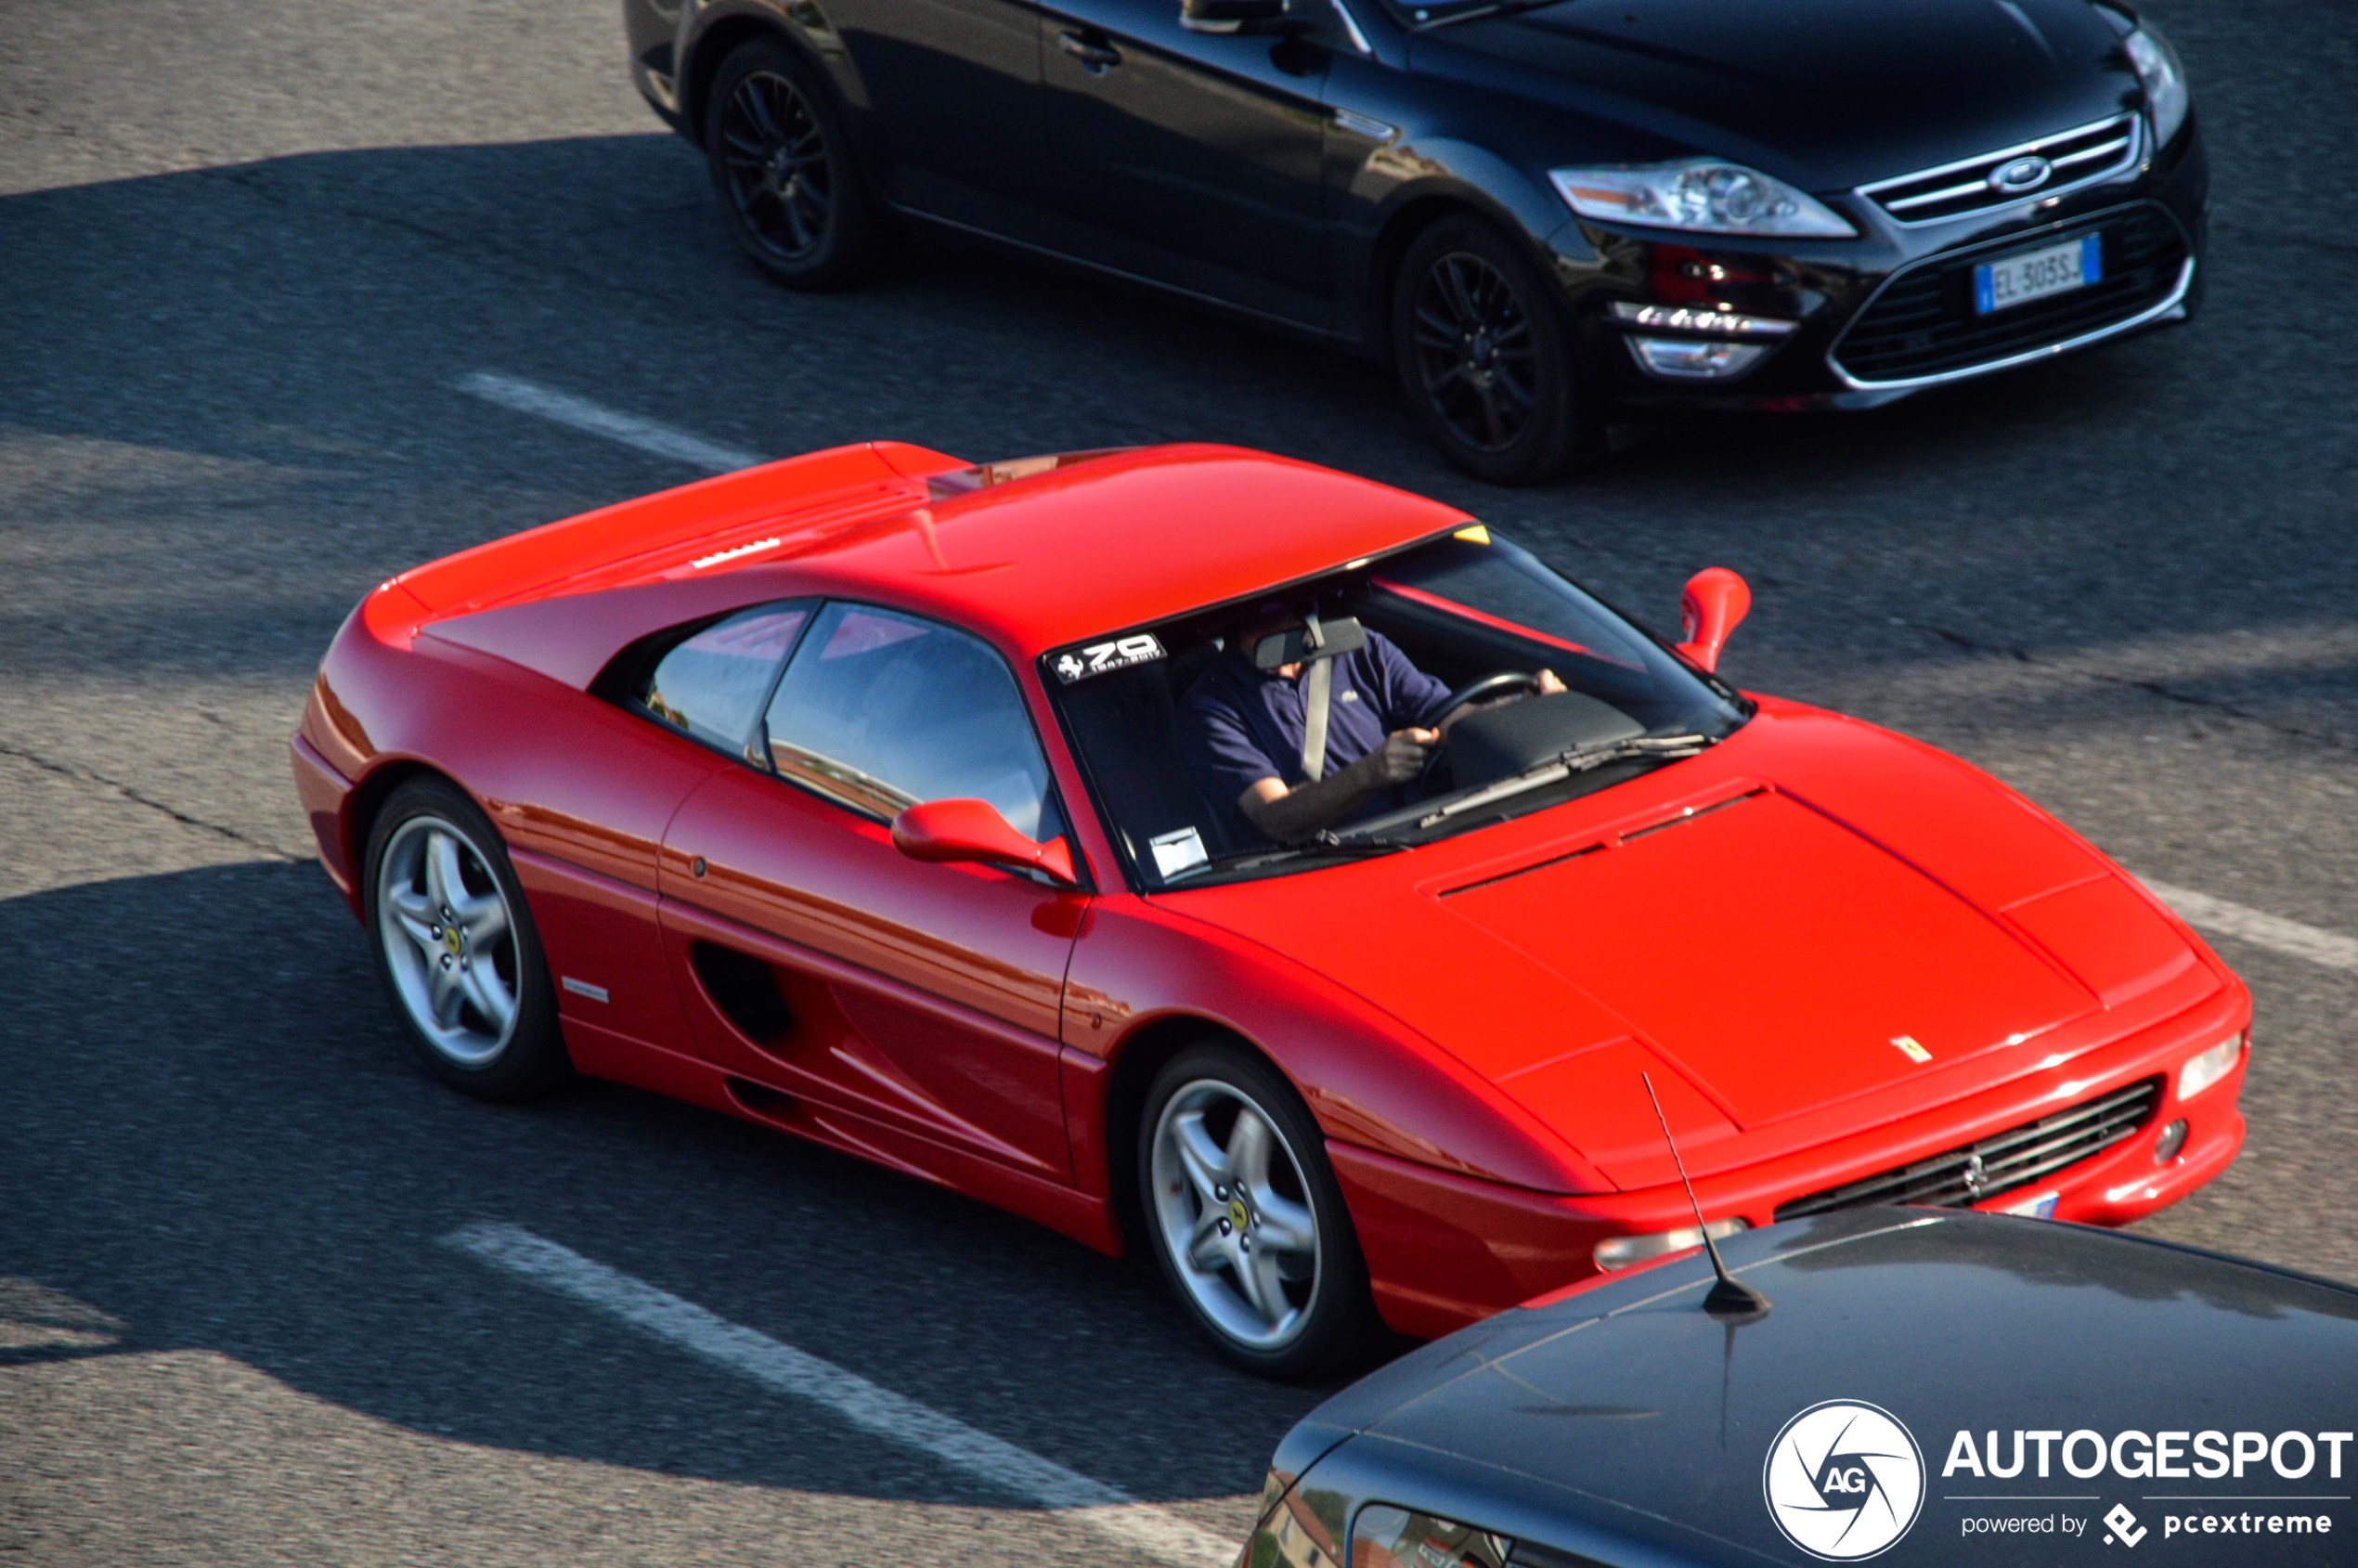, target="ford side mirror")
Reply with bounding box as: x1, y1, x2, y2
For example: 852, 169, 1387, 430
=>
891, 798, 1079, 888
1674, 567, 1751, 674
1181, 0, 1292, 33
